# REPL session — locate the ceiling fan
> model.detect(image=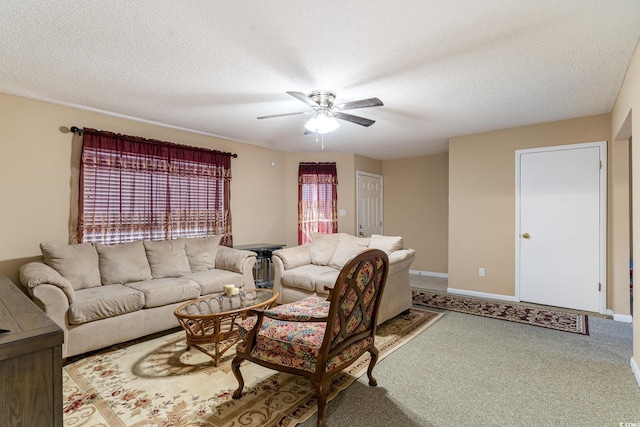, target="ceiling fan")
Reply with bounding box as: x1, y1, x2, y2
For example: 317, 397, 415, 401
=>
257, 90, 383, 135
